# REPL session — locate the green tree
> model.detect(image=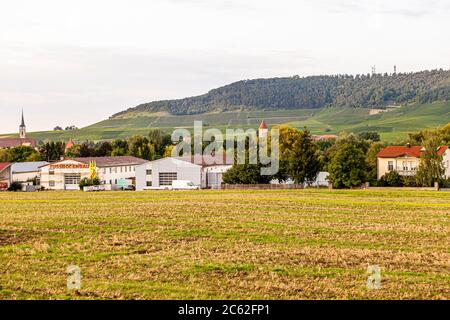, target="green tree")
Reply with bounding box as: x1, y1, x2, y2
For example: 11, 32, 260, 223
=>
286, 128, 321, 184
128, 136, 153, 160
222, 163, 271, 184
7, 146, 40, 162
366, 142, 385, 183
111, 139, 129, 156
94, 141, 113, 157
272, 125, 301, 182
358, 131, 381, 142
379, 171, 403, 187
0, 149, 10, 162
66, 145, 81, 157
39, 141, 66, 161
328, 143, 366, 189
416, 133, 445, 187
